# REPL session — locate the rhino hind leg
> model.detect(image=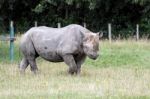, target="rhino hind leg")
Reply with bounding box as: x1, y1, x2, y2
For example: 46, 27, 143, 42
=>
19, 57, 29, 74
20, 40, 39, 74
28, 57, 38, 74
19, 57, 38, 74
